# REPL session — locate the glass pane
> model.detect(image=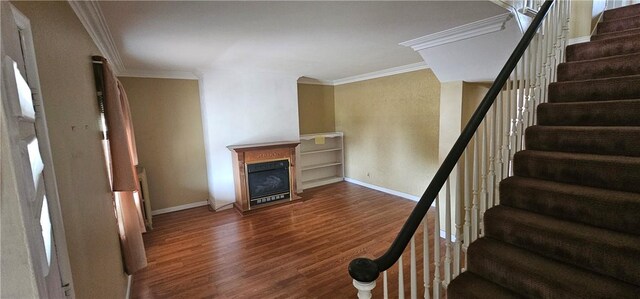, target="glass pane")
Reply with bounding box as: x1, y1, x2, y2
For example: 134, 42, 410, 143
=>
13, 61, 35, 119
27, 138, 44, 188
40, 196, 52, 267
